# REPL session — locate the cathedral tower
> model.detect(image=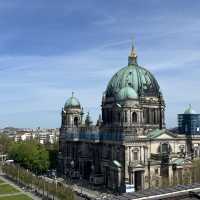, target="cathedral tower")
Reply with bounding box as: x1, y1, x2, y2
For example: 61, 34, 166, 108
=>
61, 92, 83, 128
